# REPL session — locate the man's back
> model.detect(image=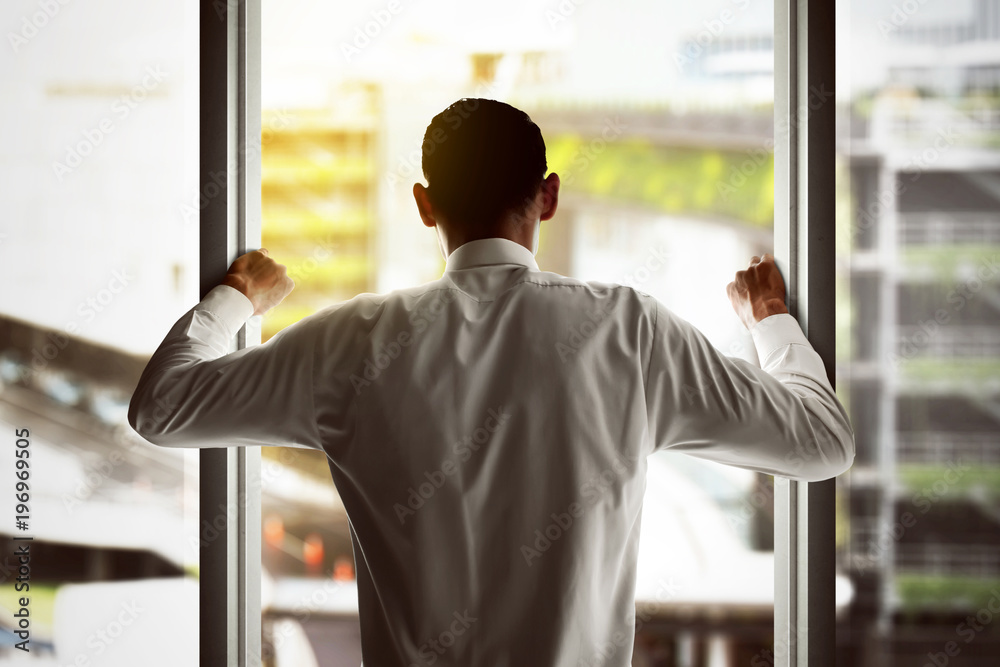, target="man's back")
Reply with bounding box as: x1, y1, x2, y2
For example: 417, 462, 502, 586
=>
311, 238, 656, 665
131, 236, 852, 666
129, 99, 854, 666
